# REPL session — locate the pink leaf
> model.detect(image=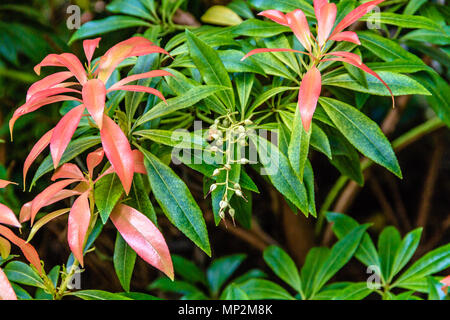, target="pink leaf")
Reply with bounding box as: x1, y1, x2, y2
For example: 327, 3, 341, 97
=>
298, 67, 322, 132
286, 10, 312, 53
19, 202, 32, 224
0, 268, 17, 300
0, 204, 20, 228
110, 204, 173, 280
26, 71, 74, 101
83, 37, 101, 65
86, 148, 104, 178
0, 180, 17, 189
325, 51, 362, 65
331, 0, 385, 37
26, 87, 81, 106
108, 70, 173, 91
329, 31, 361, 45
0, 225, 42, 274
97, 37, 169, 82
50, 104, 85, 168
67, 192, 91, 267
133, 149, 147, 175
51, 163, 85, 181
34, 53, 88, 85
23, 129, 53, 186
100, 115, 134, 195
258, 10, 288, 26
30, 179, 79, 224
316, 3, 337, 46
108, 85, 166, 103
441, 275, 450, 293
82, 79, 106, 129
241, 48, 313, 61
